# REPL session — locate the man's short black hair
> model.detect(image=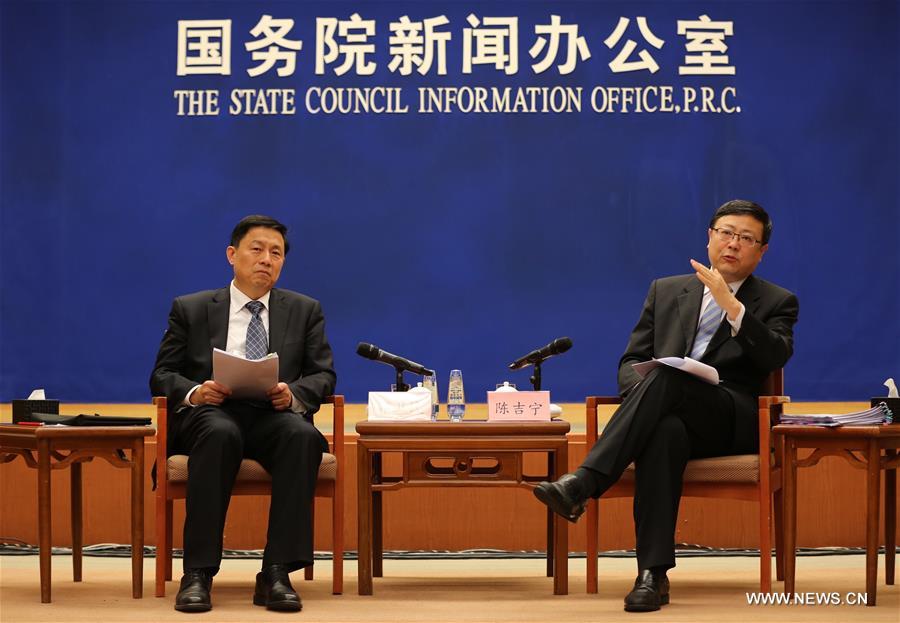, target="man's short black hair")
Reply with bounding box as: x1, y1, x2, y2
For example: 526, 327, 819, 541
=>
709, 199, 772, 245
230, 215, 290, 254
